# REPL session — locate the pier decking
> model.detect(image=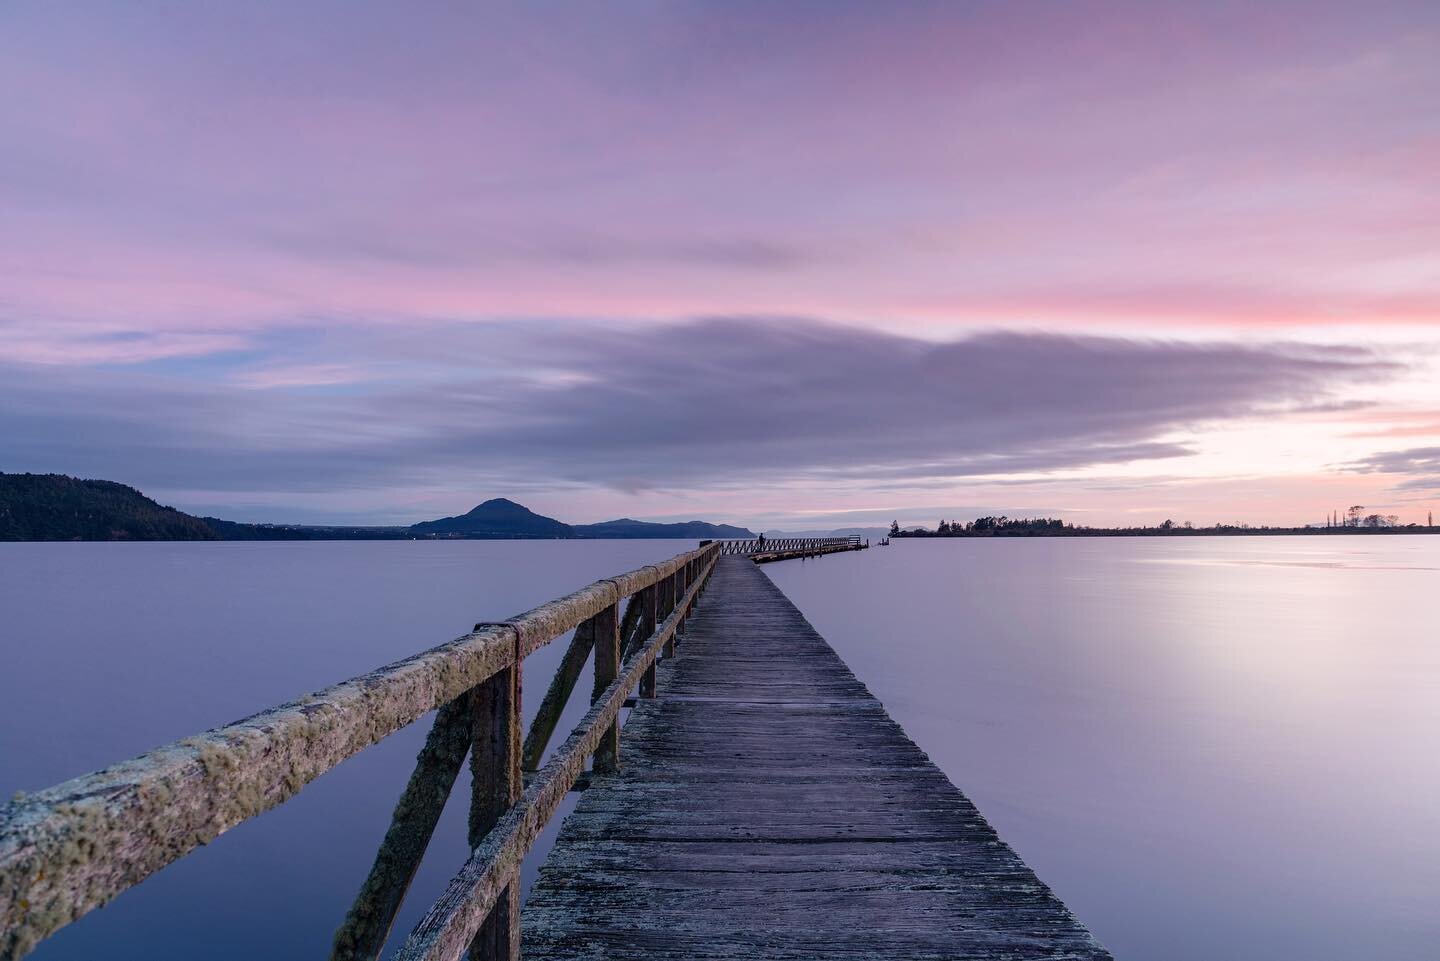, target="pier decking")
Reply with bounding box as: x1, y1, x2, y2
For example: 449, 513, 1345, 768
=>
523, 556, 1107, 959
